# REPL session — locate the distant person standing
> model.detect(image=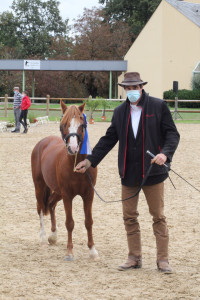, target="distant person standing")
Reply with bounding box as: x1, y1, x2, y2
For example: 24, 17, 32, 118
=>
20, 91, 31, 134
12, 87, 22, 133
